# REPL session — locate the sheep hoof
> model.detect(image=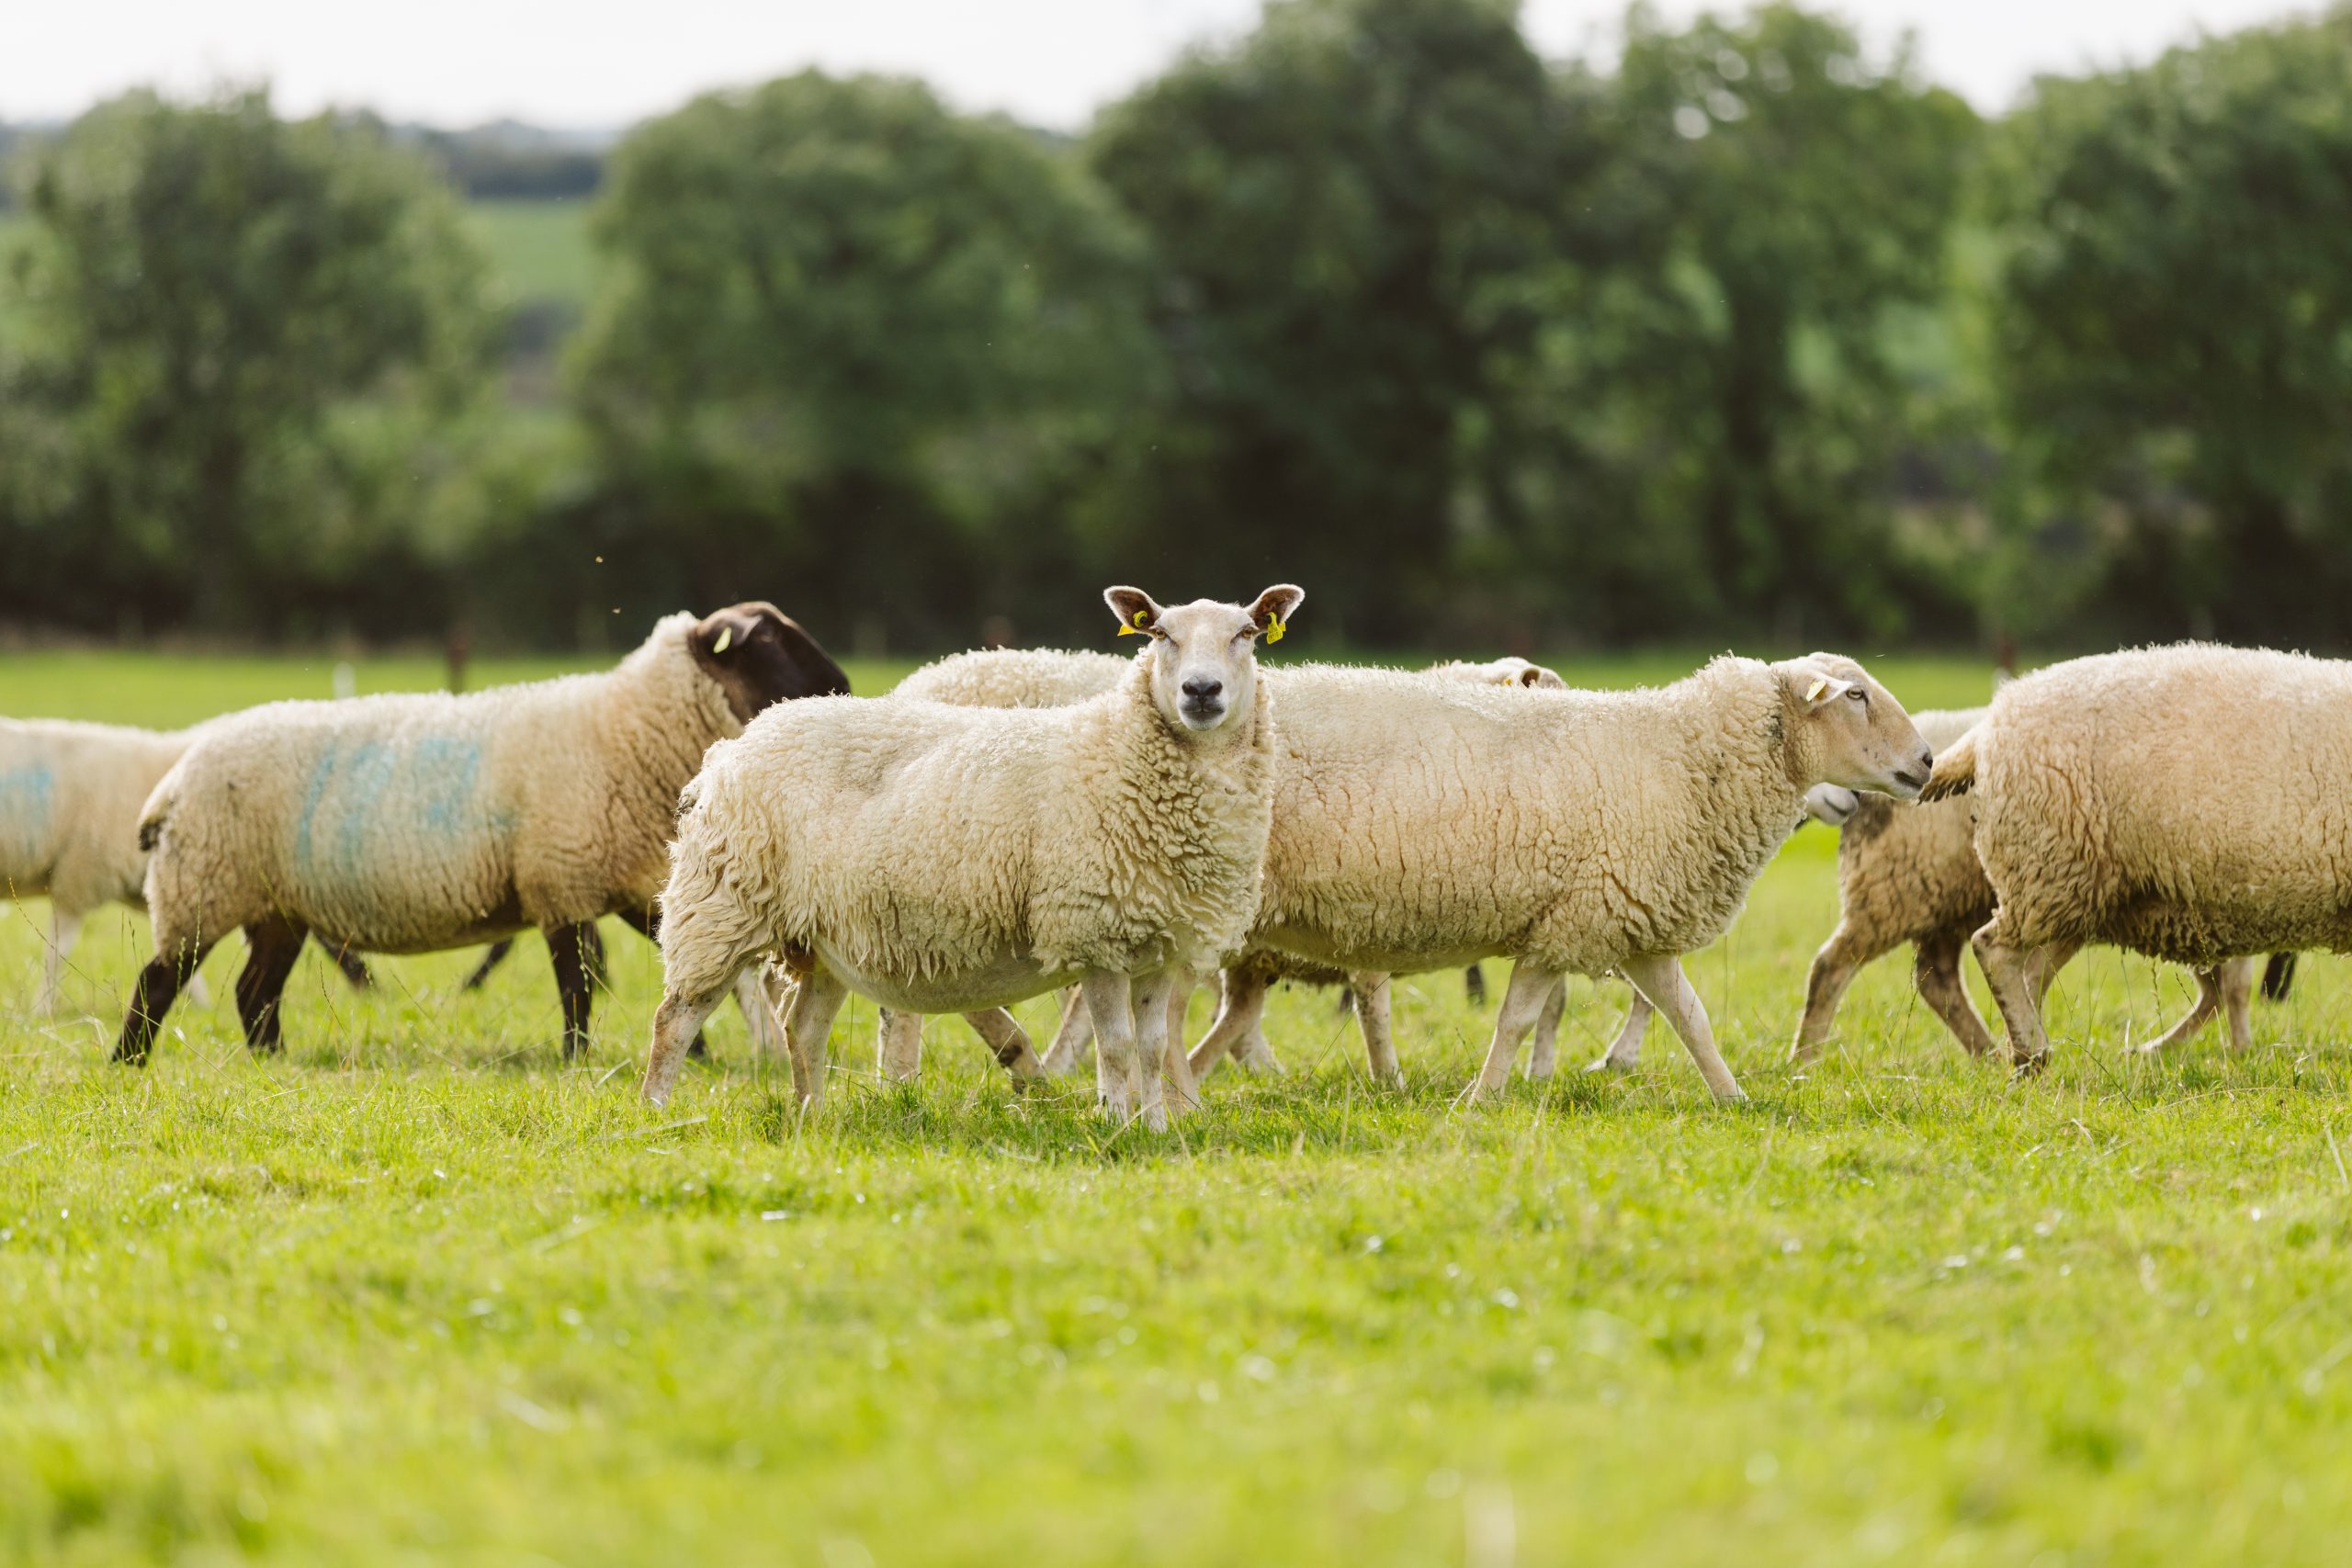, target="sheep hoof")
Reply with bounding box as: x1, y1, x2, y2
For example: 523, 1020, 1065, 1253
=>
1585, 1054, 1635, 1076
2010, 1053, 2052, 1079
